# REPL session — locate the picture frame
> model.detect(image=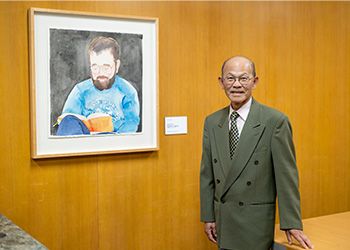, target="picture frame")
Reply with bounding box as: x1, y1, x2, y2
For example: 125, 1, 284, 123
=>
29, 8, 159, 158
